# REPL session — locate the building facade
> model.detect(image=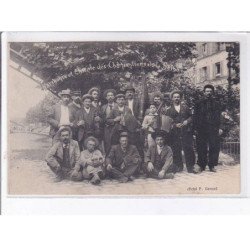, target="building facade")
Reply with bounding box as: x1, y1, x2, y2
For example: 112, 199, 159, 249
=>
193, 42, 229, 87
